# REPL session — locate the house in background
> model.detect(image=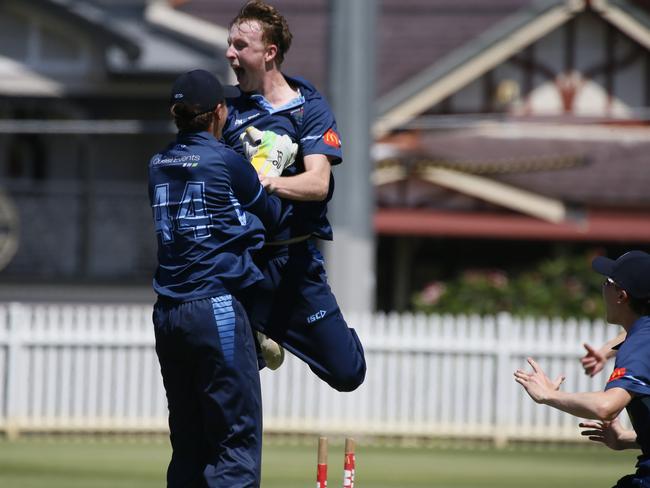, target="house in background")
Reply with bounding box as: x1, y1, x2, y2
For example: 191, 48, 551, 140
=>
0, 0, 229, 301
1, 0, 649, 310
371, 0, 650, 308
